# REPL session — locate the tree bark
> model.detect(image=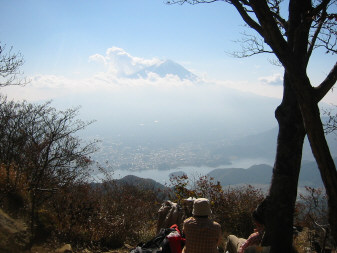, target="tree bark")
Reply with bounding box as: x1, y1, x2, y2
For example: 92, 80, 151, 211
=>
305, 106, 337, 243
292, 75, 337, 243
262, 73, 306, 253
173, 0, 337, 247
